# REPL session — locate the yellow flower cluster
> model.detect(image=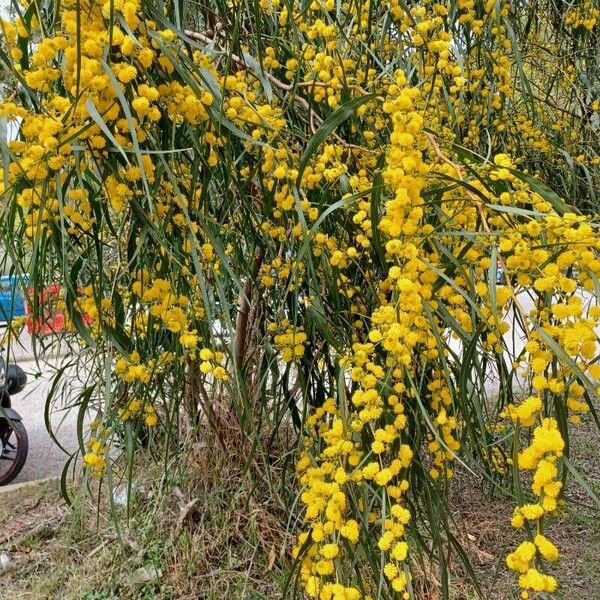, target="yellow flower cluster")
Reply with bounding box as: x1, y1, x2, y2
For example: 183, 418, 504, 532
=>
132, 277, 190, 334
506, 418, 564, 596
83, 435, 107, 477
295, 73, 438, 597
564, 0, 599, 31
295, 395, 411, 598
268, 321, 307, 363
198, 347, 229, 380
118, 398, 157, 426
115, 350, 151, 384
259, 257, 305, 291
506, 539, 558, 595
